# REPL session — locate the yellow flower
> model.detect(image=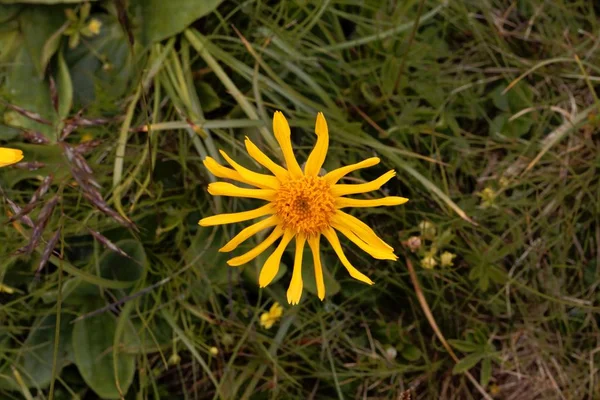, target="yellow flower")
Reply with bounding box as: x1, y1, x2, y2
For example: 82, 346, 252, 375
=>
199, 112, 408, 304
420, 255, 437, 269
259, 302, 283, 329
418, 220, 436, 240
0, 147, 23, 167
87, 18, 102, 35
477, 187, 496, 208
440, 251, 456, 267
